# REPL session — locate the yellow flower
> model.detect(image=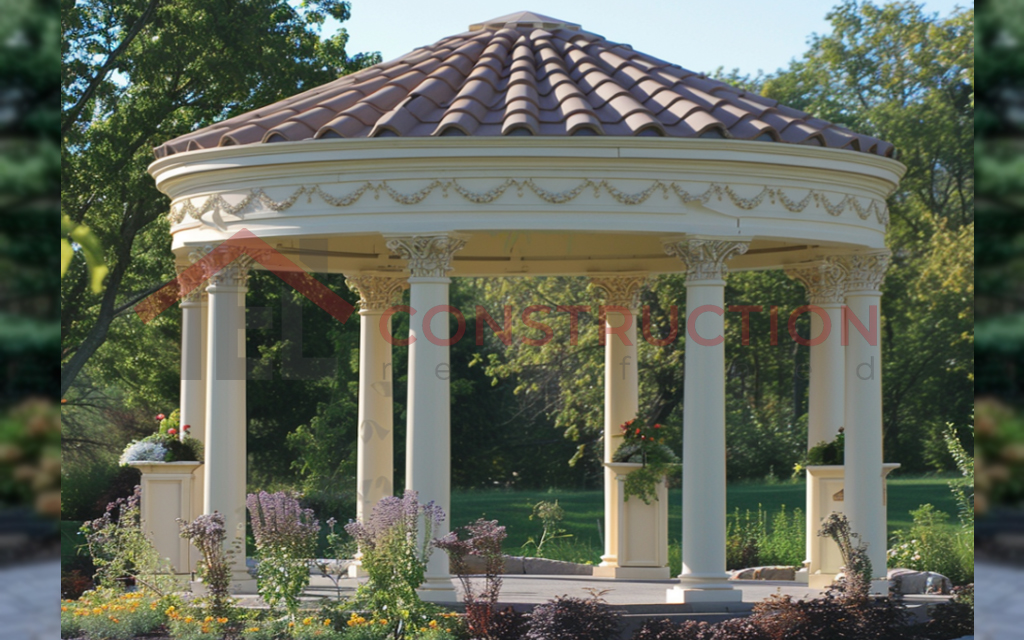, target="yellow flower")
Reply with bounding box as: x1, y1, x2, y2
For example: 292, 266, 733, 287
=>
184, 616, 194, 623
61, 606, 68, 612
108, 617, 120, 623
247, 627, 260, 633
323, 619, 332, 626
201, 626, 210, 633
217, 617, 229, 624
303, 616, 314, 625
378, 618, 388, 625
429, 619, 439, 628
166, 606, 177, 615
288, 621, 296, 628
204, 616, 214, 623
